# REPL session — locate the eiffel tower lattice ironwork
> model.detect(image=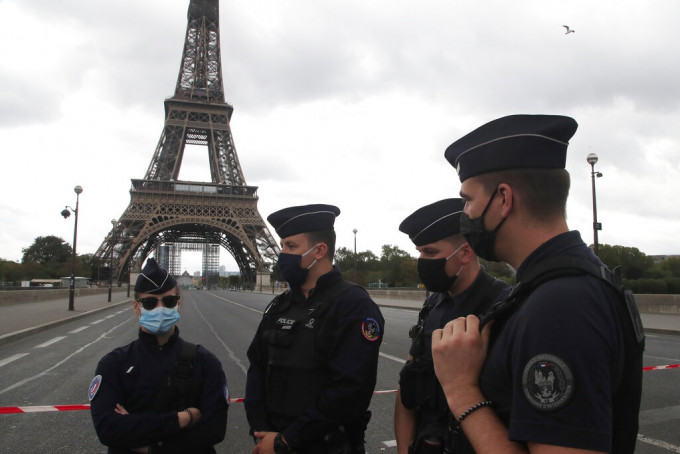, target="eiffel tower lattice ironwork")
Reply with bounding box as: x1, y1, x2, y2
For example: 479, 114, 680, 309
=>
94, 0, 279, 287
